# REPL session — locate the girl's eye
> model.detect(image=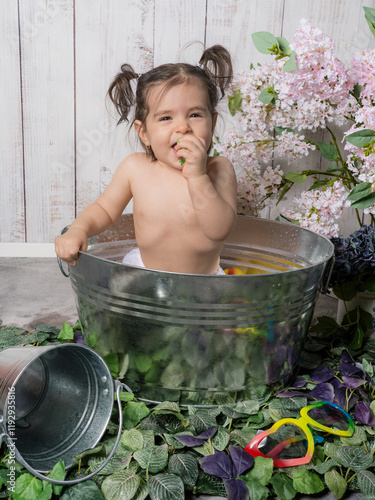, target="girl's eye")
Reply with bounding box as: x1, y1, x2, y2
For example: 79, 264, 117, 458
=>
191, 113, 202, 118
160, 116, 171, 121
